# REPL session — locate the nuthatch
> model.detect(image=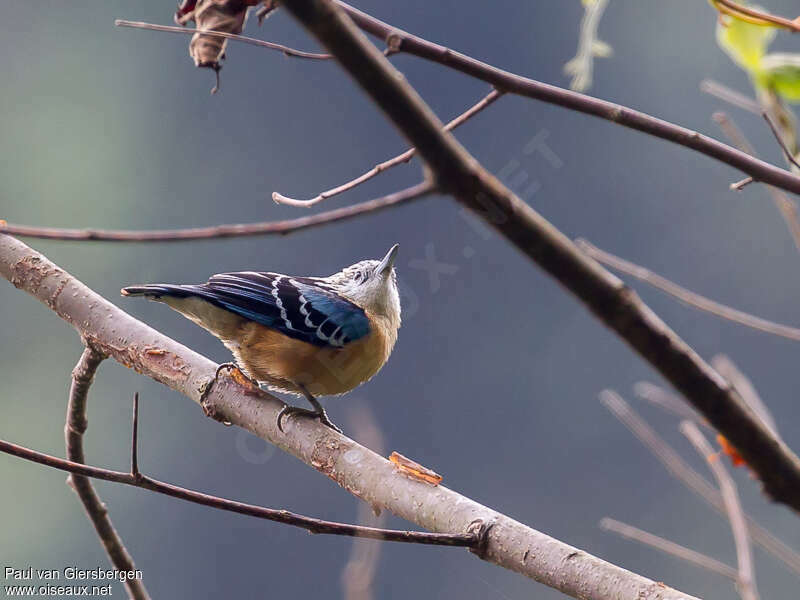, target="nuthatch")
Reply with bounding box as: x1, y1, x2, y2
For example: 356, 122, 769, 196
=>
122, 245, 401, 433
